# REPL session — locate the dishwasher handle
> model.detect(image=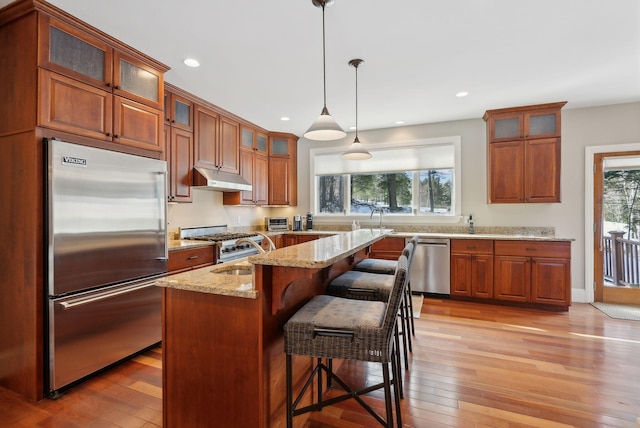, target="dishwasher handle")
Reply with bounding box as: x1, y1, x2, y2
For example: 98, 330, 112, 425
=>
415, 239, 450, 246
